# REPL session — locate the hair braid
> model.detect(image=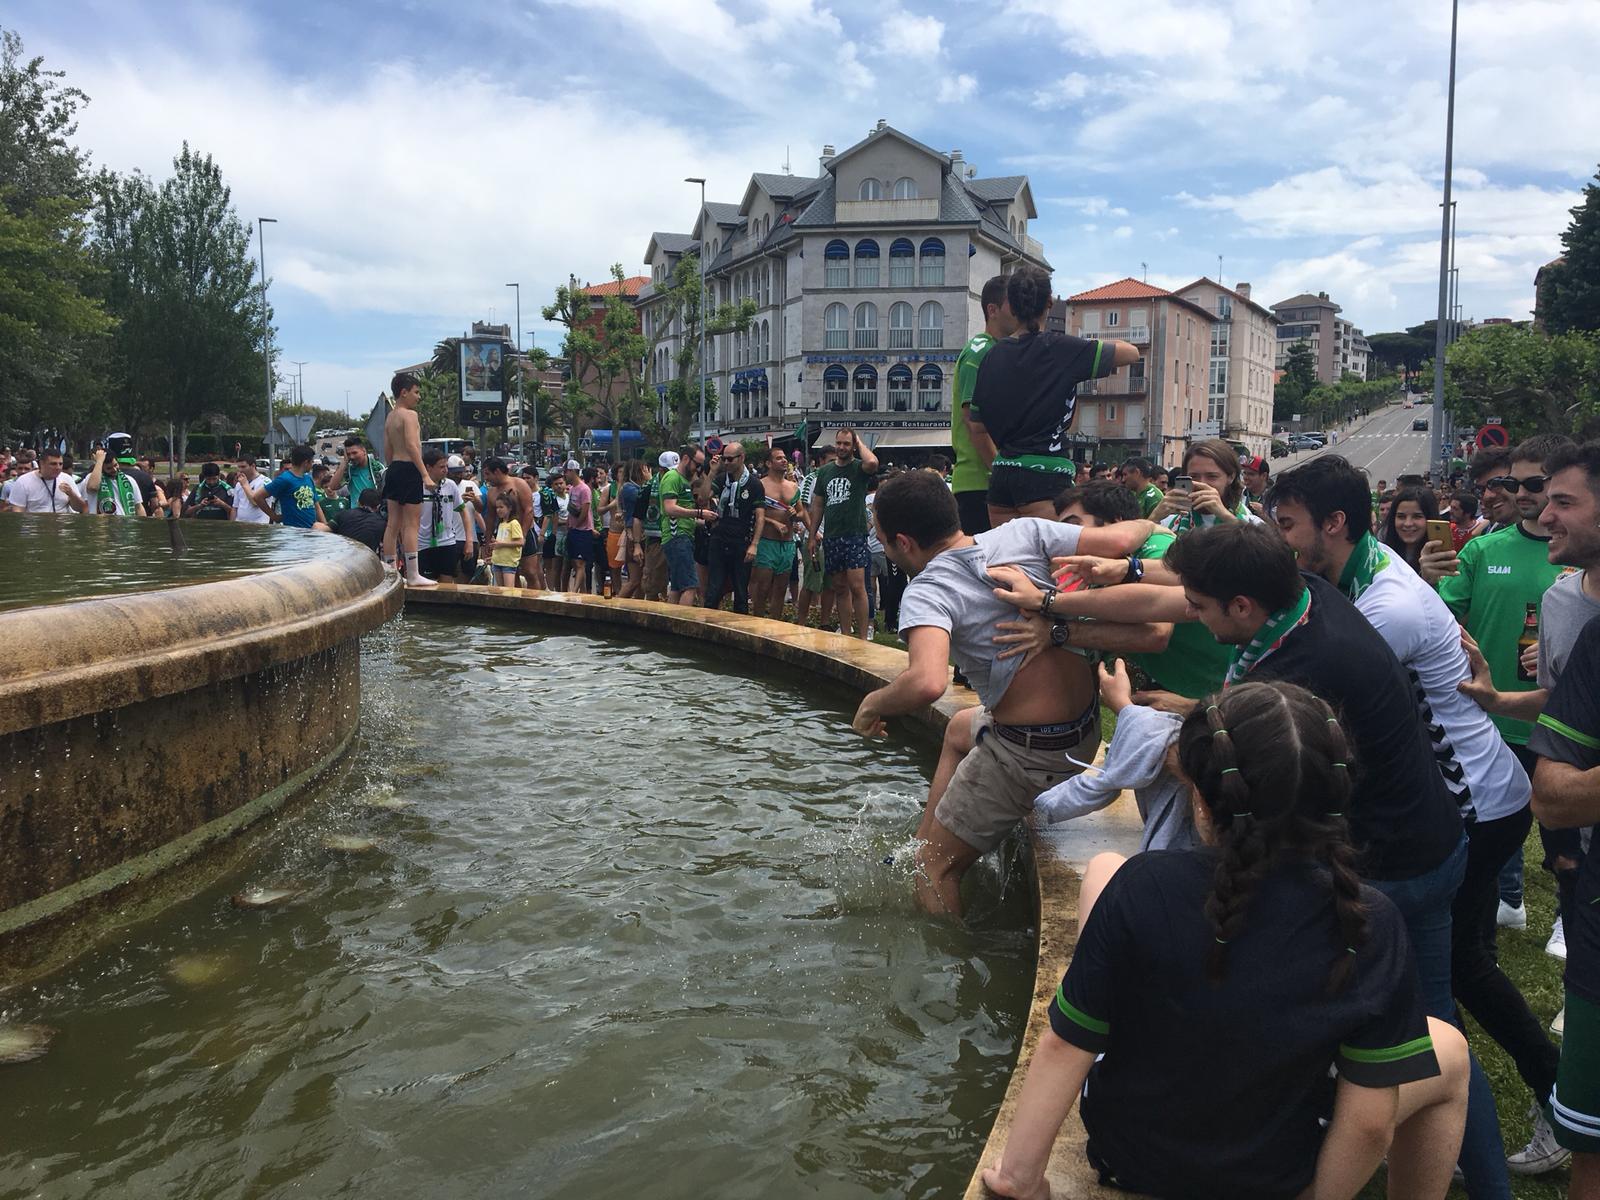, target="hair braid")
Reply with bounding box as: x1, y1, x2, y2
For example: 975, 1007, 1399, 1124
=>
1199, 702, 1272, 981
1309, 698, 1370, 992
